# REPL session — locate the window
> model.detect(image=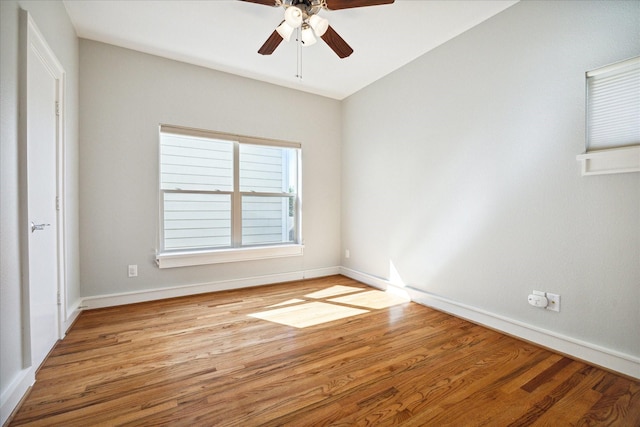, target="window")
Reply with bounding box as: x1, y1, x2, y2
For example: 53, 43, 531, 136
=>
577, 56, 640, 175
156, 125, 302, 268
